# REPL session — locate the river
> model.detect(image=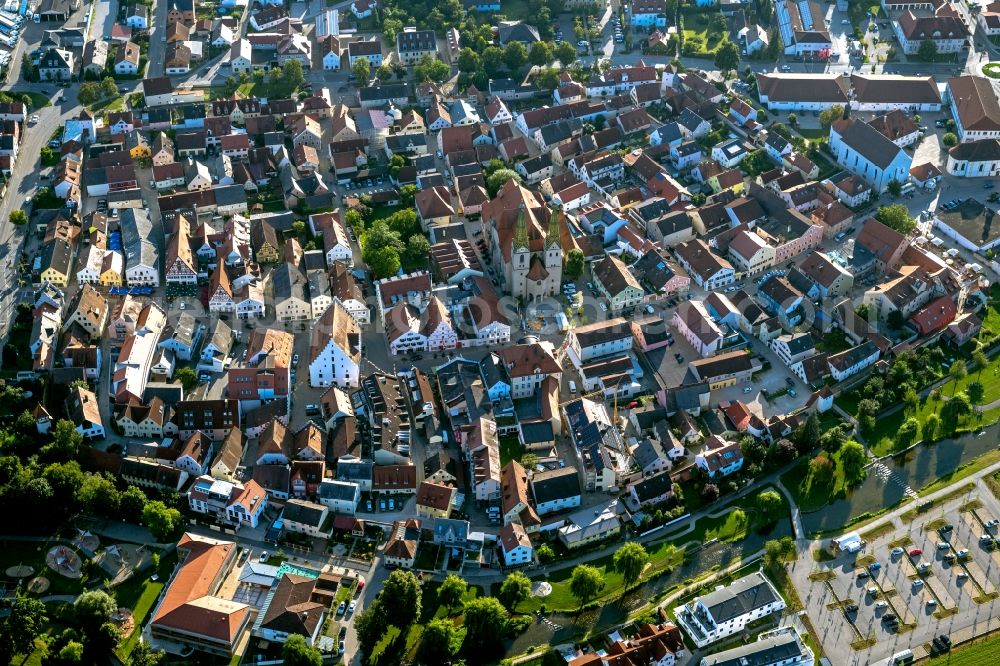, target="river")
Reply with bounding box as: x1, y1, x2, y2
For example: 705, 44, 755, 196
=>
801, 422, 1000, 534
506, 519, 793, 655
